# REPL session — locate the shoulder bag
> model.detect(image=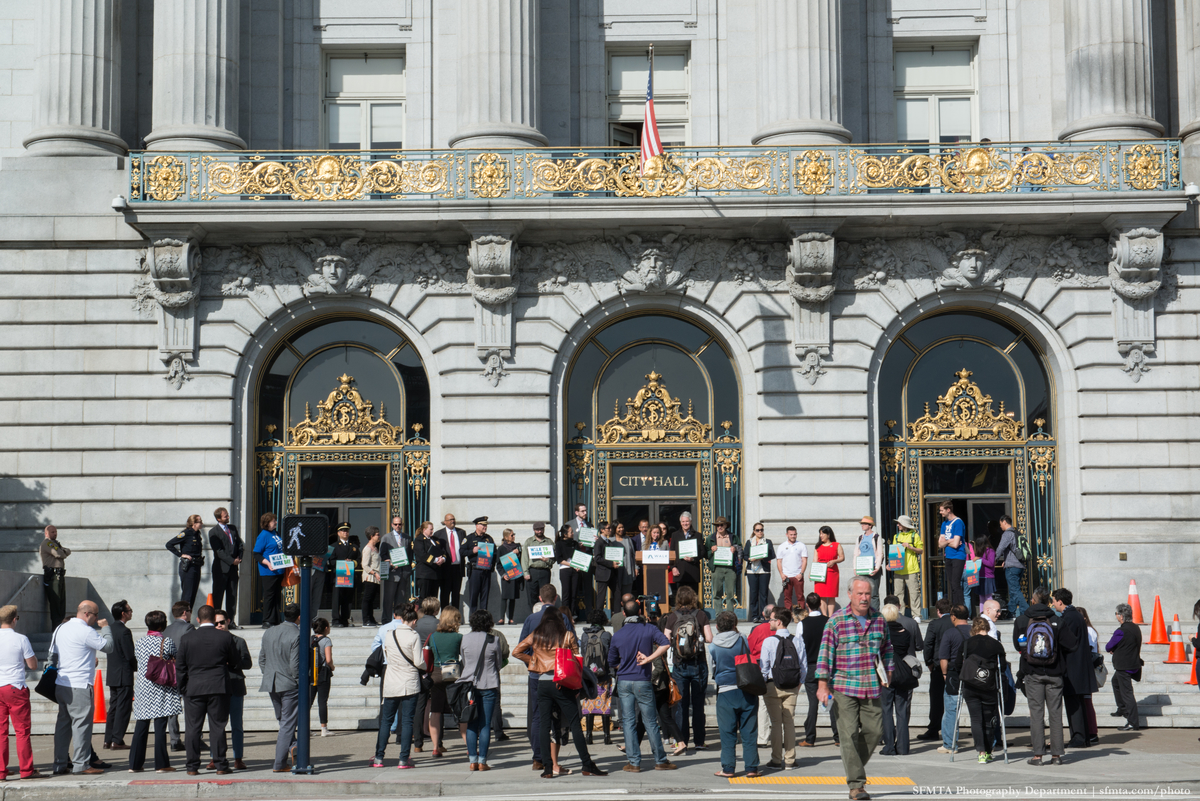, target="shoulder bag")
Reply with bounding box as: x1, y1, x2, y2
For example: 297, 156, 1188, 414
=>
146, 635, 177, 687
432, 636, 462, 685
733, 638, 767, 696
393, 630, 432, 693
554, 644, 584, 691
446, 635, 493, 724
34, 626, 60, 703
